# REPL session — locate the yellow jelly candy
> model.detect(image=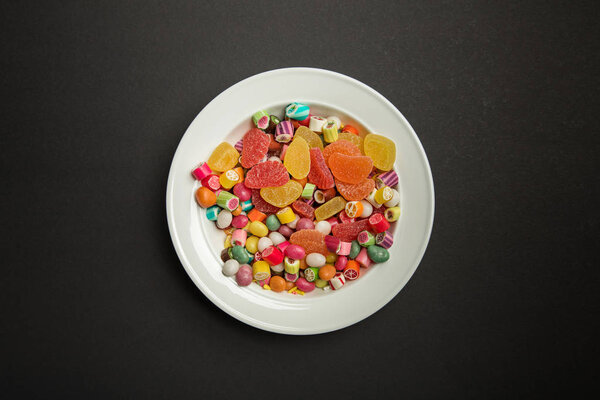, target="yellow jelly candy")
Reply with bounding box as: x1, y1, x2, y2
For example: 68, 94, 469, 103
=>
284, 137, 310, 179
363, 134, 396, 171
295, 126, 323, 149
338, 131, 364, 154
260, 180, 303, 208
314, 196, 347, 221
207, 142, 240, 172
